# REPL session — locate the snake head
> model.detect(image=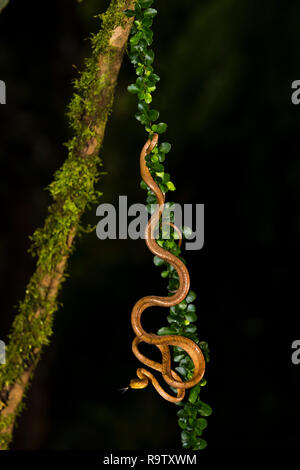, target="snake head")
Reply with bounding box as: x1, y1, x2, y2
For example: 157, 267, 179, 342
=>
129, 377, 148, 390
